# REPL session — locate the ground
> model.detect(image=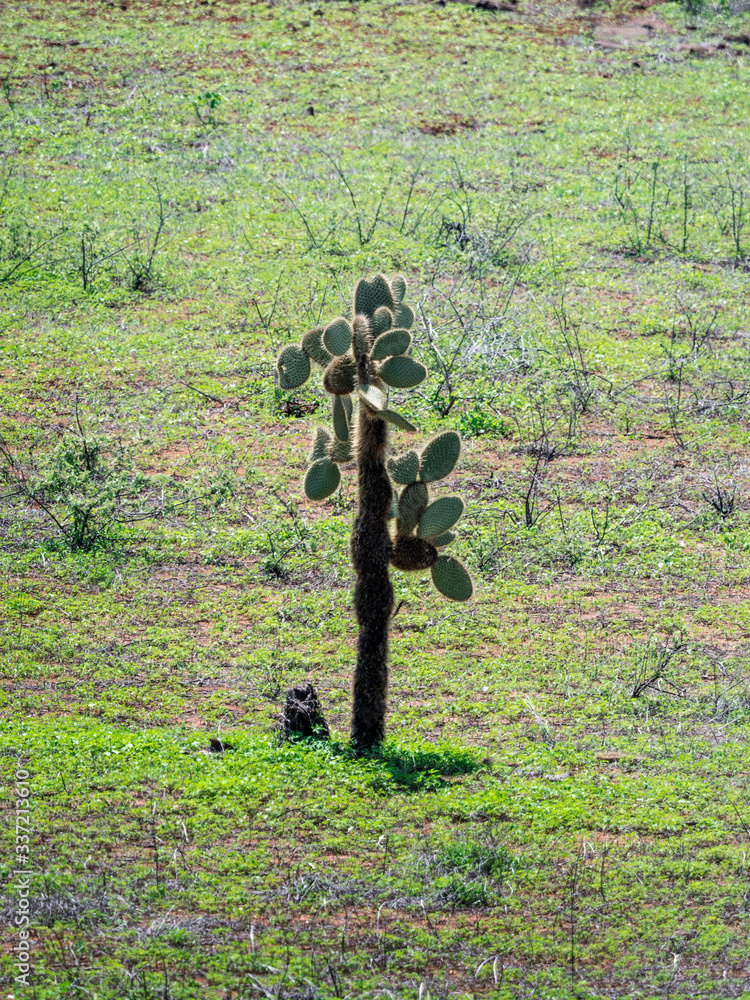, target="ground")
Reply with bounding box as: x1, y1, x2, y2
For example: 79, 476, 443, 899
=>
0, 0, 749, 997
